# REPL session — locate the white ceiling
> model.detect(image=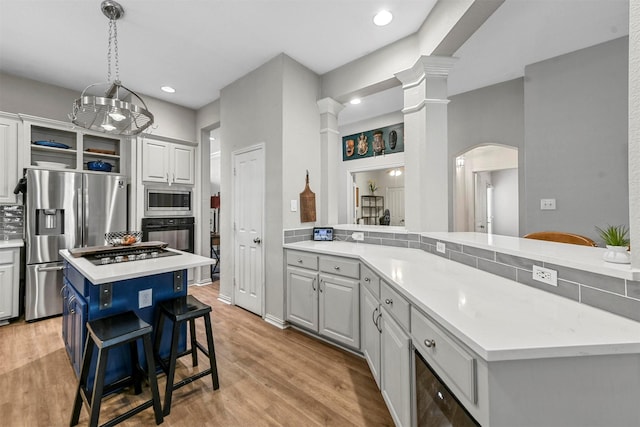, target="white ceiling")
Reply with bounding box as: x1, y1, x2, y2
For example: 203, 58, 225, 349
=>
0, 0, 436, 109
0, 0, 630, 121
339, 0, 629, 126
